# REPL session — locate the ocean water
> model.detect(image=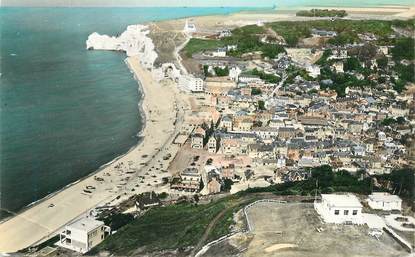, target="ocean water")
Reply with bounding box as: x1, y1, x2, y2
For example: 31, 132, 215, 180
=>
0, 7, 253, 218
